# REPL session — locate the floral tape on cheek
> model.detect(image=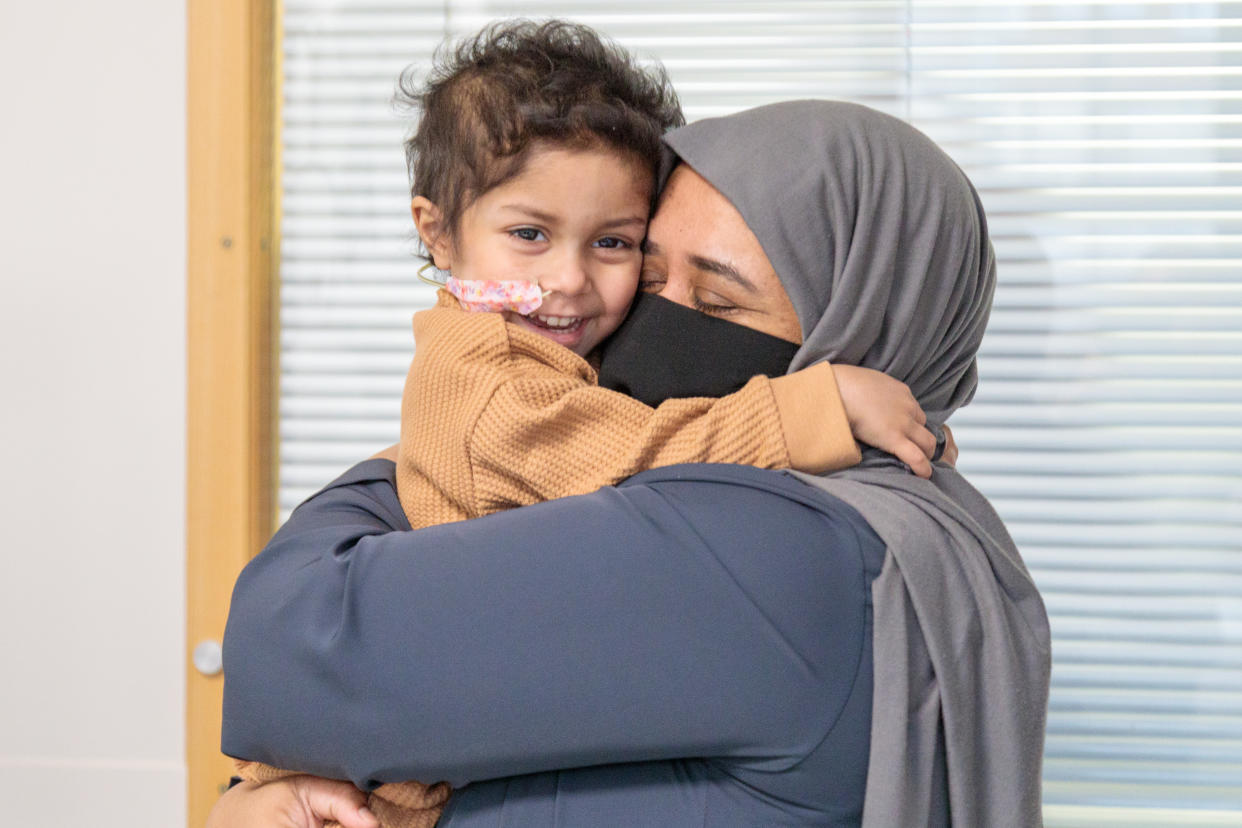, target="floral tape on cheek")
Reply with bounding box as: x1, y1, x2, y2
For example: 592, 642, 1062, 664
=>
445, 276, 546, 315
